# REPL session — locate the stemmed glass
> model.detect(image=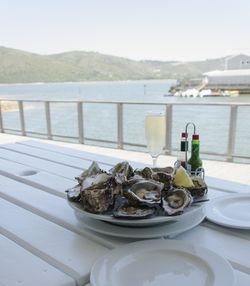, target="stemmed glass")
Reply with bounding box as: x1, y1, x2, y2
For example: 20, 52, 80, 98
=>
145, 111, 166, 167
